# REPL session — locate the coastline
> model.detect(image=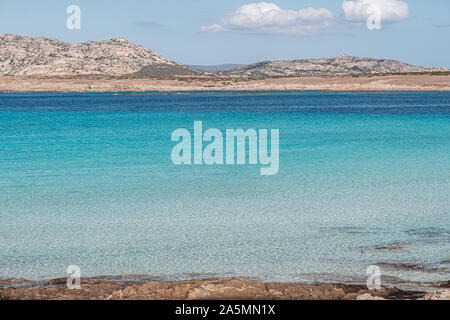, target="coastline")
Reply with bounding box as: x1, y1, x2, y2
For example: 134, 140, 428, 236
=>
1, 74, 449, 92
1, 276, 449, 300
